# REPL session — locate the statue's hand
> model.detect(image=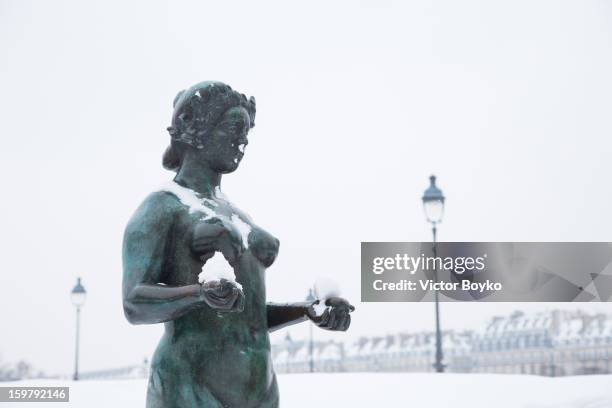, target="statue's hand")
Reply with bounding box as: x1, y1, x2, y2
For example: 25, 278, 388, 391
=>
307, 297, 354, 331
200, 279, 245, 313
192, 219, 244, 266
